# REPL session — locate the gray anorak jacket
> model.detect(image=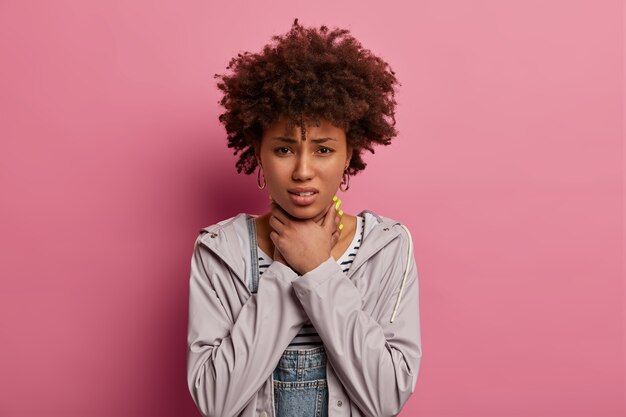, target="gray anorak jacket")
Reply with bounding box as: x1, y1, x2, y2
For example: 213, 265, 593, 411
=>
186, 210, 422, 417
